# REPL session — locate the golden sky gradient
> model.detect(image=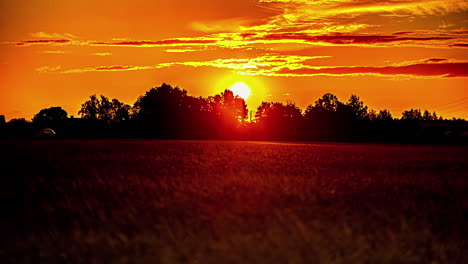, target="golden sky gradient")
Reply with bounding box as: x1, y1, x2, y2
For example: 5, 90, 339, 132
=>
1, 0, 467, 120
